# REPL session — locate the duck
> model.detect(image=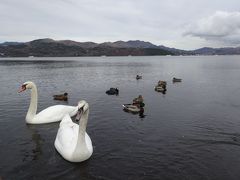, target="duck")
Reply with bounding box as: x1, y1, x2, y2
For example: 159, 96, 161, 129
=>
106, 88, 119, 95
18, 81, 78, 124
154, 85, 166, 92
136, 75, 142, 80
53, 92, 68, 101
54, 100, 93, 162
122, 104, 140, 114
155, 80, 167, 92
123, 95, 145, 114
172, 77, 182, 82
